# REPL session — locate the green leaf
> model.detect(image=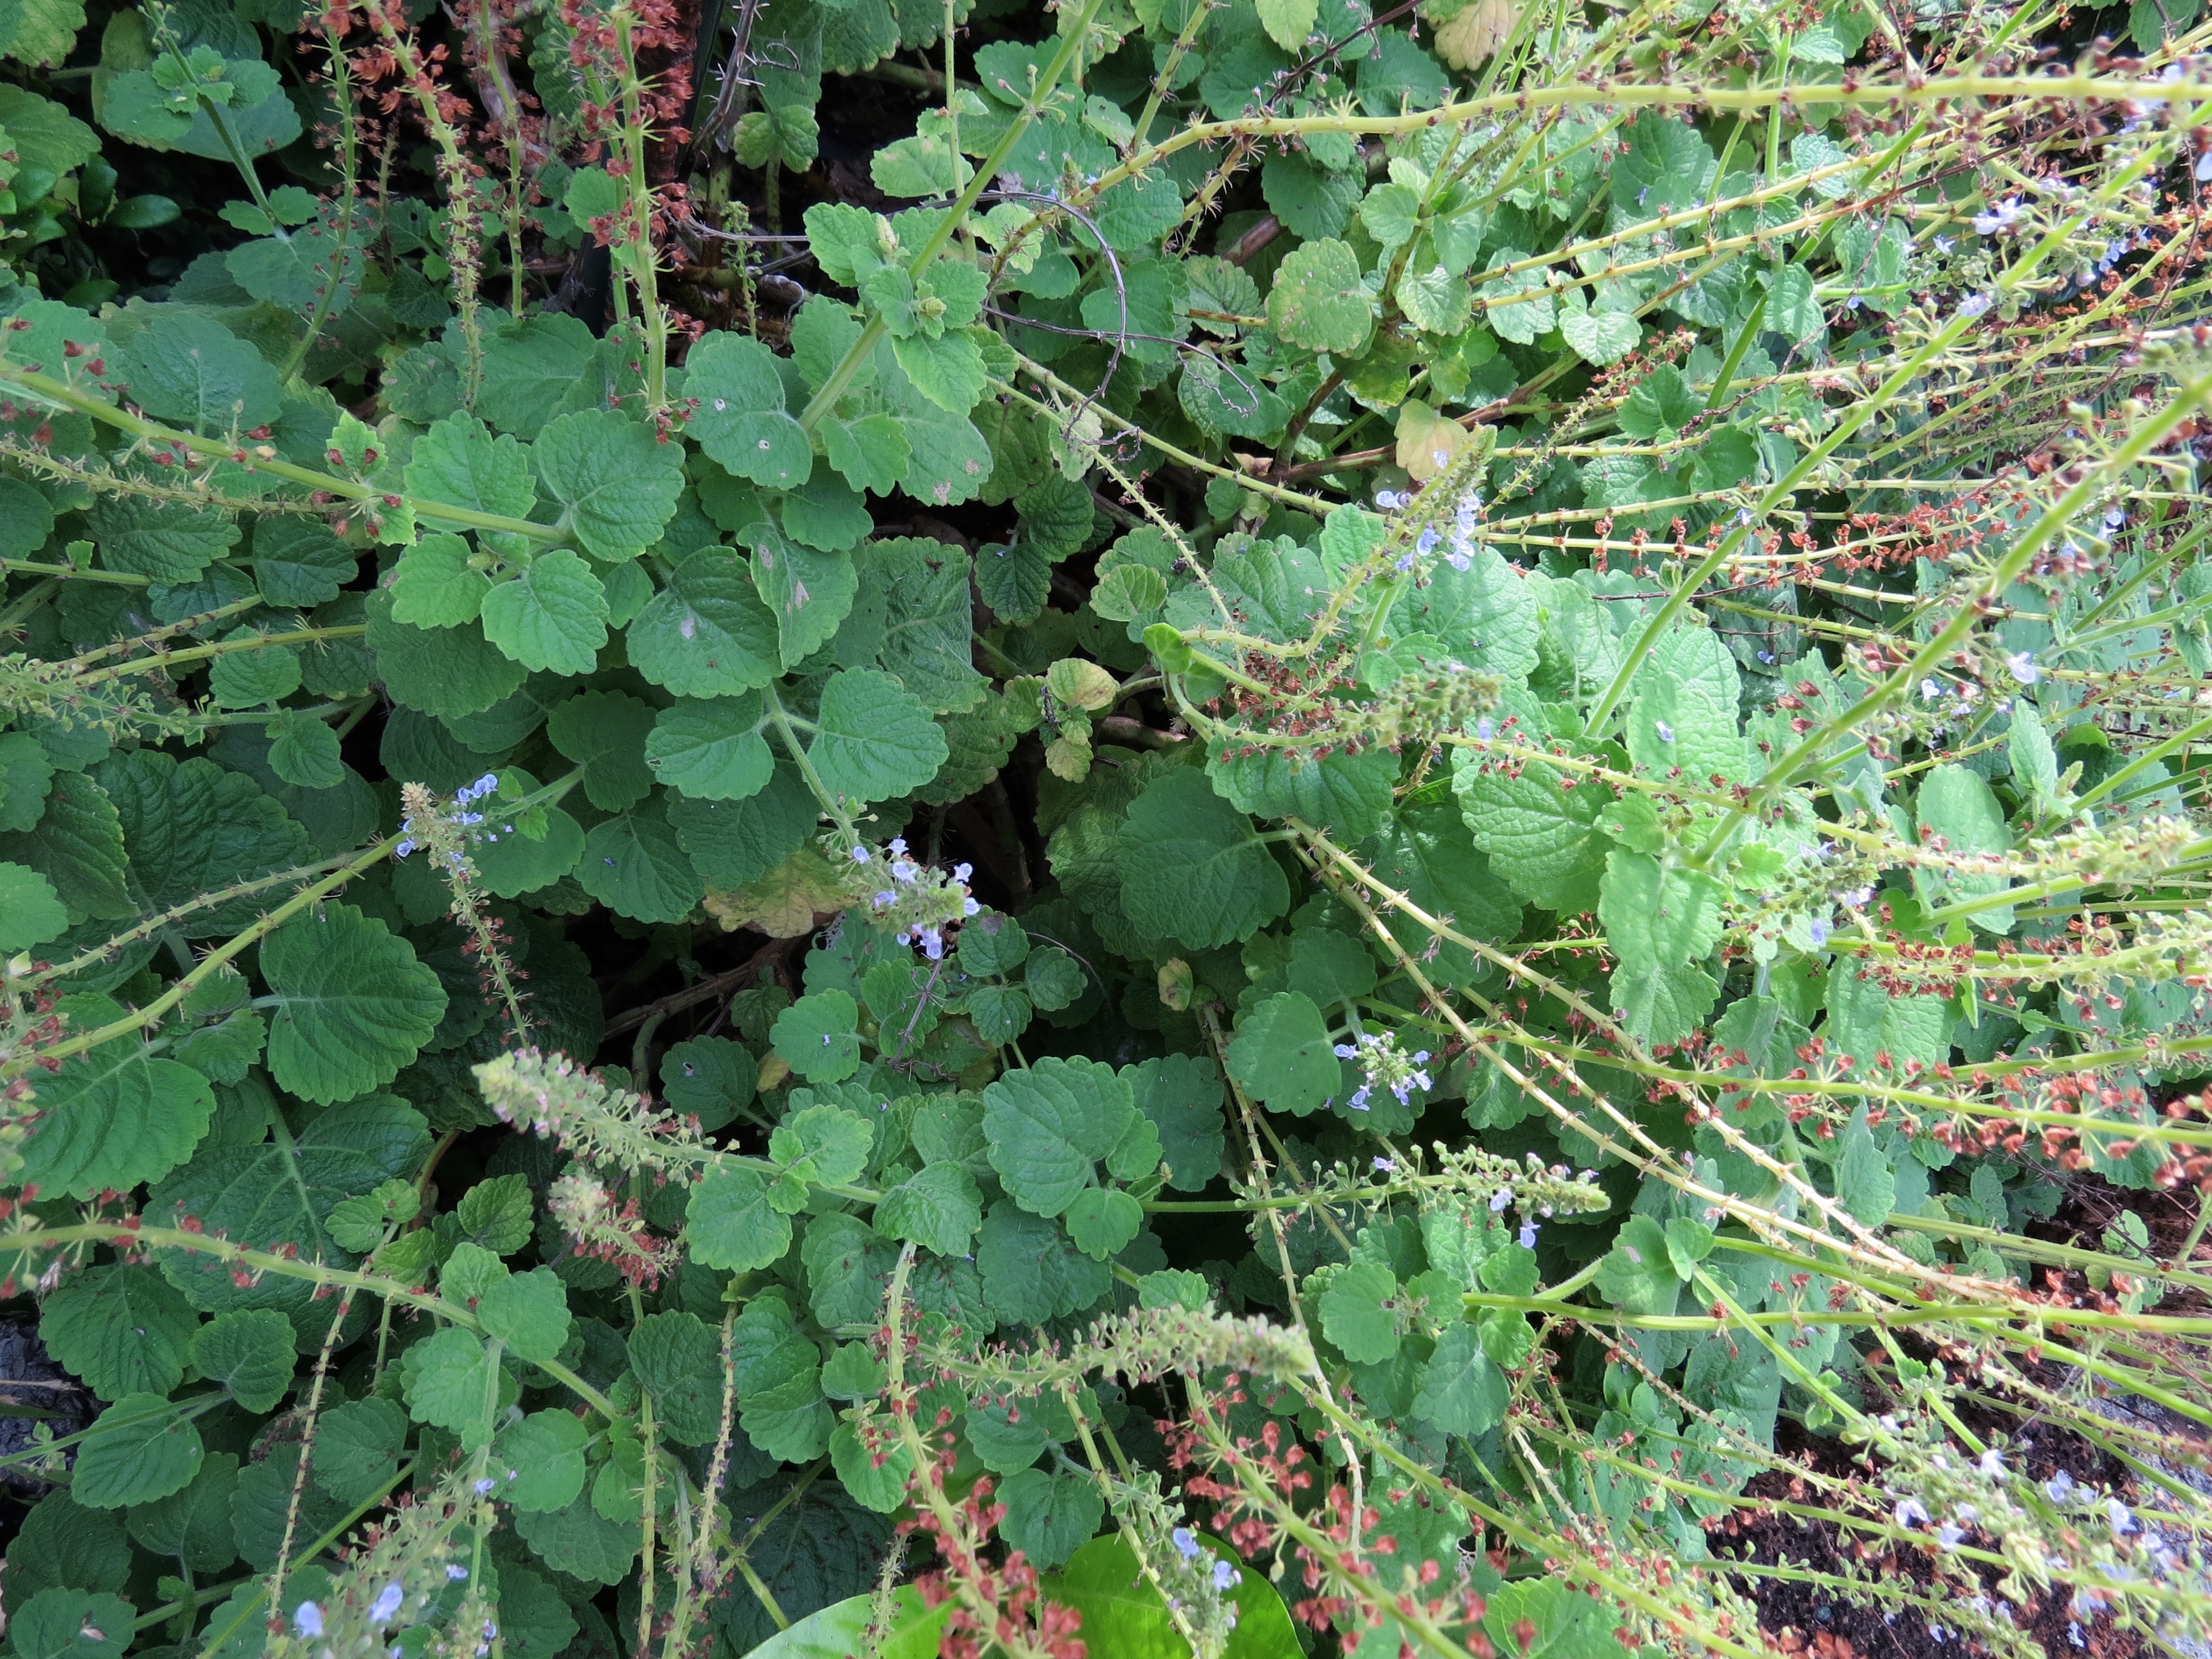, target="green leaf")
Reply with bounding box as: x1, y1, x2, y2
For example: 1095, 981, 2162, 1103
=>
86, 497, 239, 582
11, 1590, 134, 1659
650, 1035, 757, 1141
477, 1267, 571, 1363
1262, 153, 1363, 239
871, 131, 972, 197
873, 538, 989, 713
1318, 1260, 1400, 1364
1914, 762, 2014, 931
495, 1410, 589, 1512
773, 989, 864, 1083
822, 411, 911, 495
1039, 1535, 1295, 1659
149, 1099, 428, 1321
1116, 768, 1289, 949
1557, 291, 1641, 364
364, 589, 528, 719
732, 1298, 831, 1462
1835, 1108, 1897, 1226
72, 1395, 204, 1509
117, 311, 280, 433
1594, 1214, 1682, 1316
578, 801, 706, 924
477, 312, 599, 439
1411, 1321, 1507, 1435
627, 549, 782, 698
685, 332, 812, 490
1600, 851, 1725, 975
512, 1488, 637, 1584
774, 1102, 873, 1190
1824, 958, 1950, 1072
1266, 239, 1373, 356
547, 689, 657, 811
966, 982, 1034, 1044
1481, 1578, 1631, 1659
1451, 745, 1608, 914
17, 1025, 213, 1200
455, 1172, 534, 1253
998, 1466, 1103, 1570
399, 1326, 499, 1448
189, 1310, 294, 1411
39, 1264, 200, 1401
1205, 744, 1395, 842
687, 1165, 794, 1270
977, 1201, 1110, 1326
5, 1491, 130, 1599
265, 713, 345, 791
890, 329, 987, 414
1225, 990, 1339, 1117
311, 1396, 407, 1506
0, 0, 87, 68
389, 531, 489, 627
535, 408, 685, 558
100, 750, 310, 936
1619, 366, 1699, 438
628, 1311, 726, 1444
404, 413, 538, 543
750, 528, 858, 669
479, 550, 609, 675
0, 771, 131, 924
122, 1451, 238, 1573
807, 668, 950, 804
983, 1056, 1133, 1218
1126, 1053, 1224, 1192
0, 862, 67, 950
1063, 1186, 1142, 1259
0, 729, 54, 834
671, 768, 820, 889
874, 1162, 983, 1258
260, 904, 446, 1104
